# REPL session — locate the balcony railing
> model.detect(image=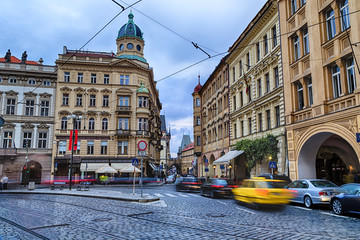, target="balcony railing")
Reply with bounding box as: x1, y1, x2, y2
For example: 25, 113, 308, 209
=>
116, 106, 131, 114
115, 129, 132, 136
0, 148, 17, 155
